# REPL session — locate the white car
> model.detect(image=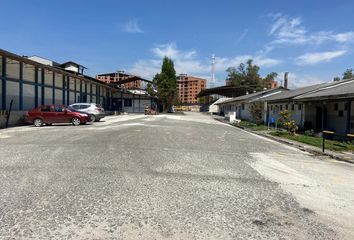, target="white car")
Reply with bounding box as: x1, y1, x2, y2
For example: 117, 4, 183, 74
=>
69, 103, 105, 122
